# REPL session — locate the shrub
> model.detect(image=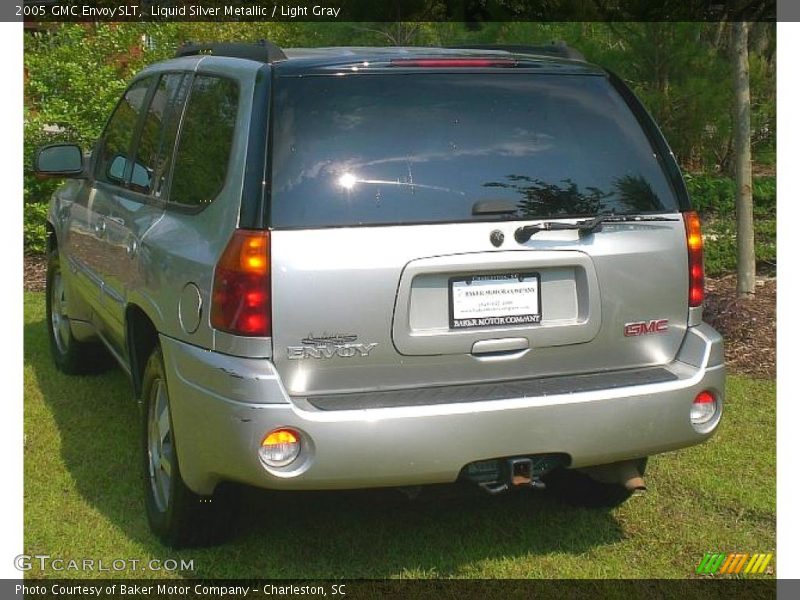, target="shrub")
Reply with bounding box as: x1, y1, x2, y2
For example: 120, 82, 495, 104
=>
685, 174, 776, 276
24, 202, 49, 255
